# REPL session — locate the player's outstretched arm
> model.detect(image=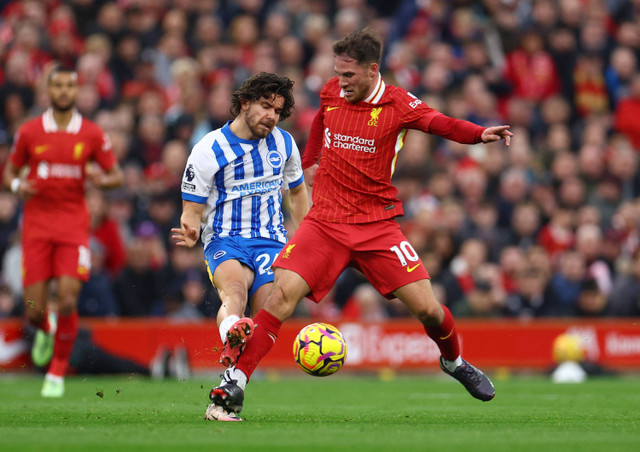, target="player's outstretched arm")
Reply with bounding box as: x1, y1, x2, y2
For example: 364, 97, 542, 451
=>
171, 200, 204, 248
481, 125, 513, 147
287, 182, 310, 228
